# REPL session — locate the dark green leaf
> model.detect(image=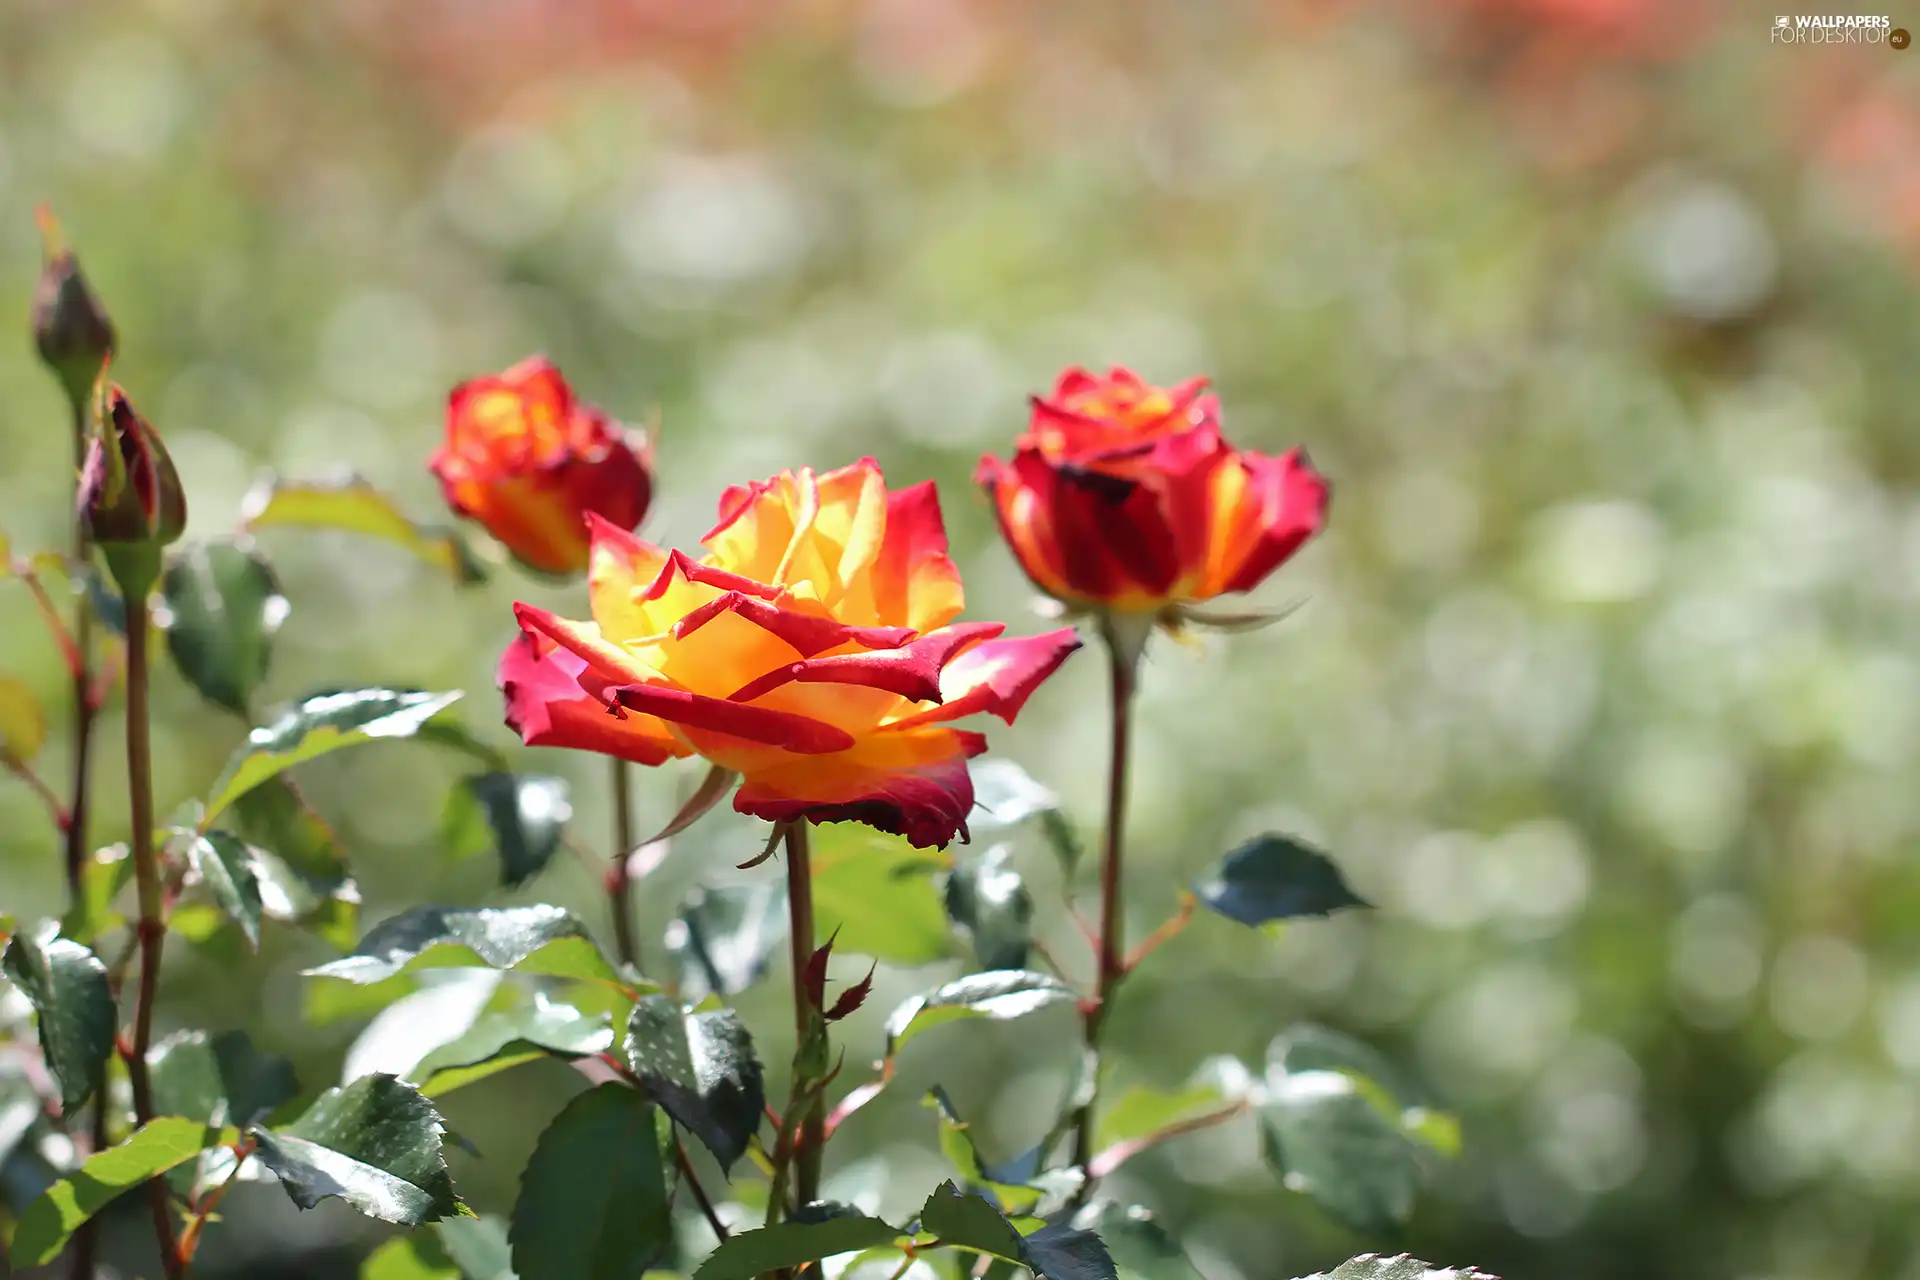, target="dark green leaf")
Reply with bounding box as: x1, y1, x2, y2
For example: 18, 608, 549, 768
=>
413, 994, 614, 1089
1299, 1257, 1500, 1280
150, 1028, 299, 1128
622, 994, 765, 1171
925, 1089, 1080, 1217
918, 1182, 1116, 1280
12, 1118, 219, 1265
241, 473, 486, 585
443, 773, 571, 887
159, 538, 288, 716
306, 905, 627, 989
185, 831, 266, 947
1071, 1203, 1201, 1280
229, 777, 359, 947
2, 921, 114, 1115
694, 1214, 901, 1280
509, 1084, 671, 1280
666, 880, 787, 1002
203, 688, 466, 824
254, 1074, 462, 1225
1193, 834, 1367, 927
1259, 1073, 1422, 1234
883, 971, 1075, 1058
811, 825, 953, 965
944, 844, 1034, 971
